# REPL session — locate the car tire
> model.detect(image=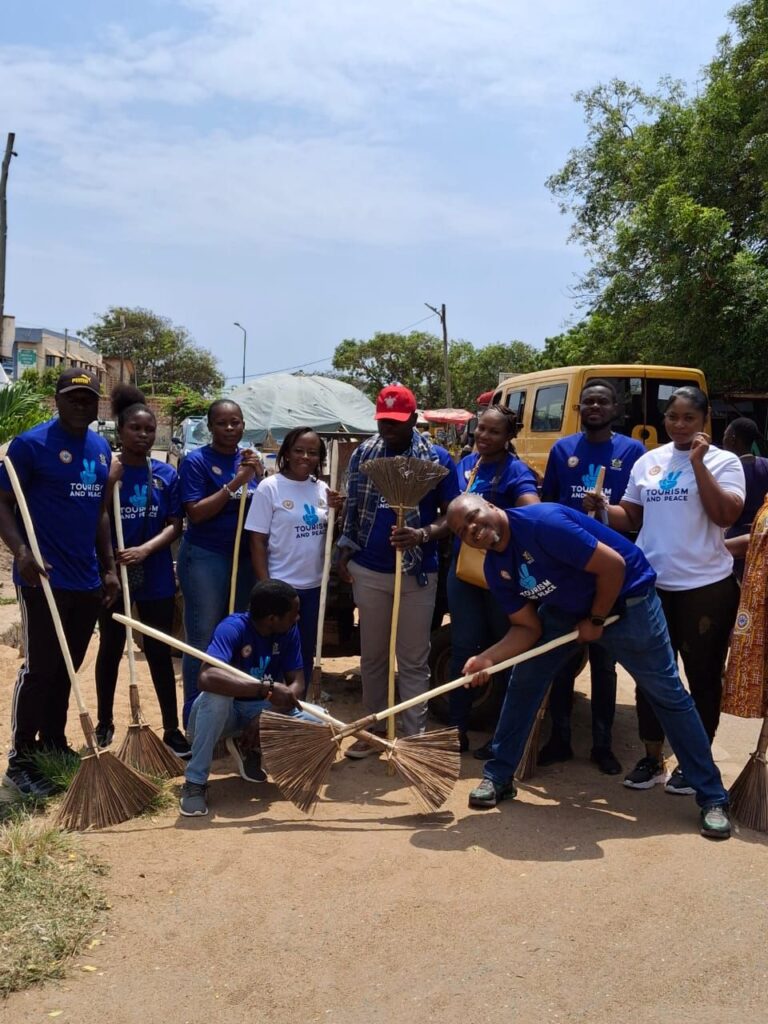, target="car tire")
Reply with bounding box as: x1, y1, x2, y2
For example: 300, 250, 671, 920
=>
427, 623, 508, 730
